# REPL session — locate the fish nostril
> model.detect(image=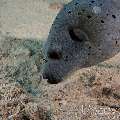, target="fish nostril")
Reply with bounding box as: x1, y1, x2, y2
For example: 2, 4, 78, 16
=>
48, 50, 62, 60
